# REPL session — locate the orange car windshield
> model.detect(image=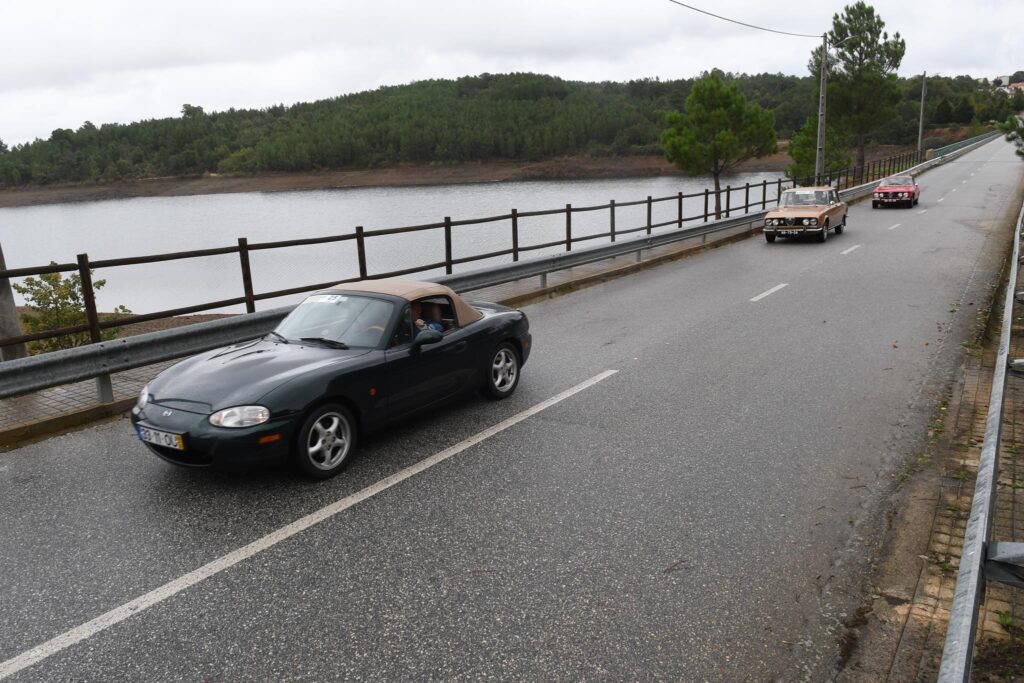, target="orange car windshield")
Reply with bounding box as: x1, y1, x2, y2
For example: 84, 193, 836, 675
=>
780, 191, 824, 207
